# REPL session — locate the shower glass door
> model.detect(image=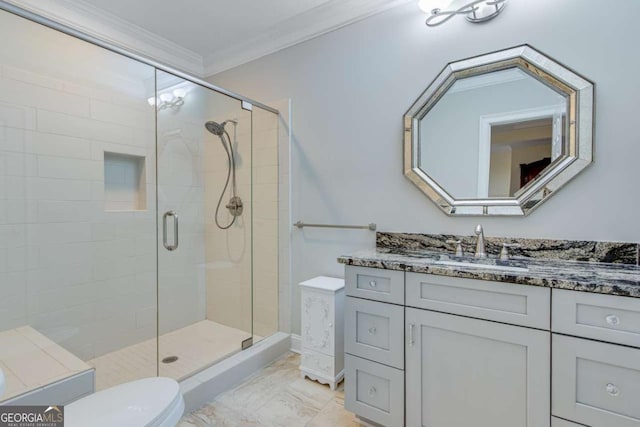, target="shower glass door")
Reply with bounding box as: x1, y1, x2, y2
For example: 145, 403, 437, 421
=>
155, 70, 253, 379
